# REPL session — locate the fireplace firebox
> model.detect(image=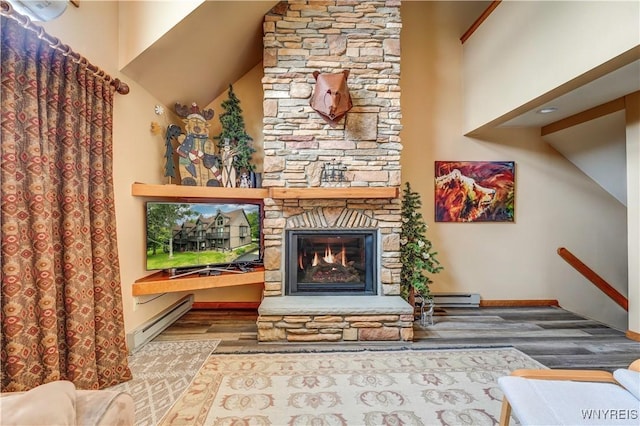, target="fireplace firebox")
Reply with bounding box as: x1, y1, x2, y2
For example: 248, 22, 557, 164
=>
285, 230, 377, 295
